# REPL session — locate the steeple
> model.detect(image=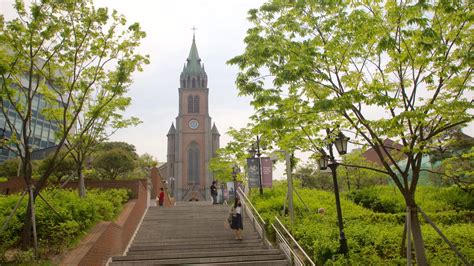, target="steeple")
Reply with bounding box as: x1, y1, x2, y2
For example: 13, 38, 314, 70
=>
167, 123, 176, 135
212, 123, 220, 136
180, 34, 207, 89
